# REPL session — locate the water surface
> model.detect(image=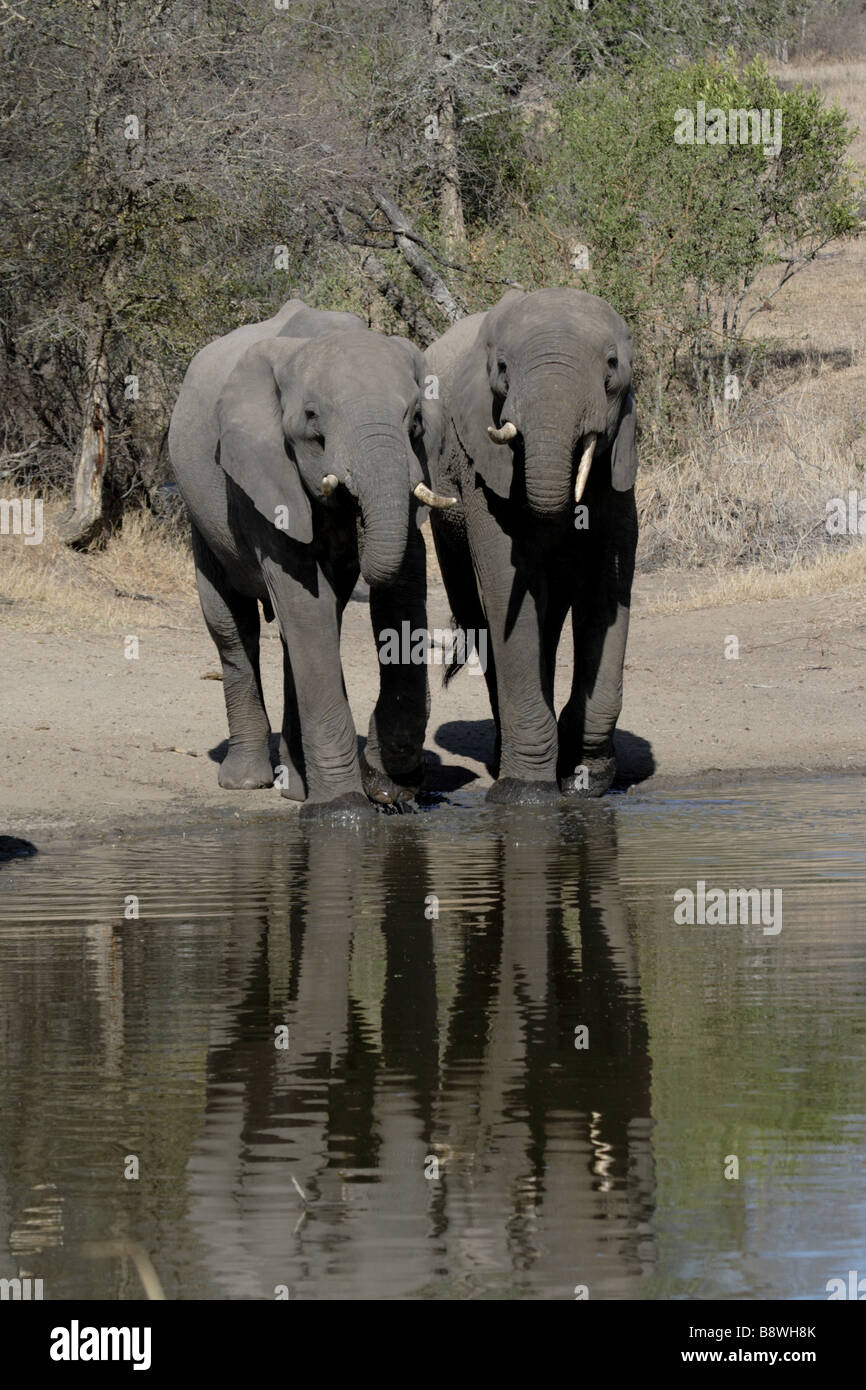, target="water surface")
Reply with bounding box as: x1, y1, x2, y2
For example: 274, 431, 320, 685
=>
0, 778, 864, 1300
